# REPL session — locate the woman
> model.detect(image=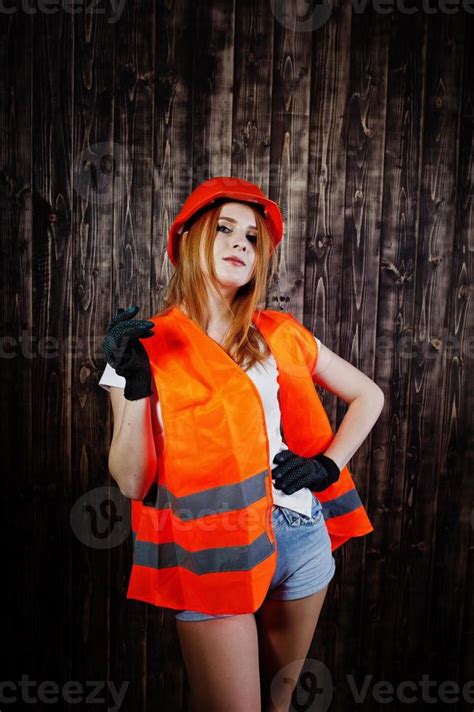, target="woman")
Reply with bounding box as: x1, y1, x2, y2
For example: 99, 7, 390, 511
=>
99, 177, 383, 712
